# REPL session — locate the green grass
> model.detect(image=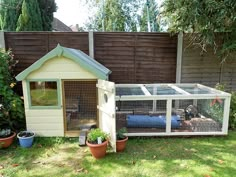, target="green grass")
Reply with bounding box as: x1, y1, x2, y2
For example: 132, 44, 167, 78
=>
0, 131, 236, 177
